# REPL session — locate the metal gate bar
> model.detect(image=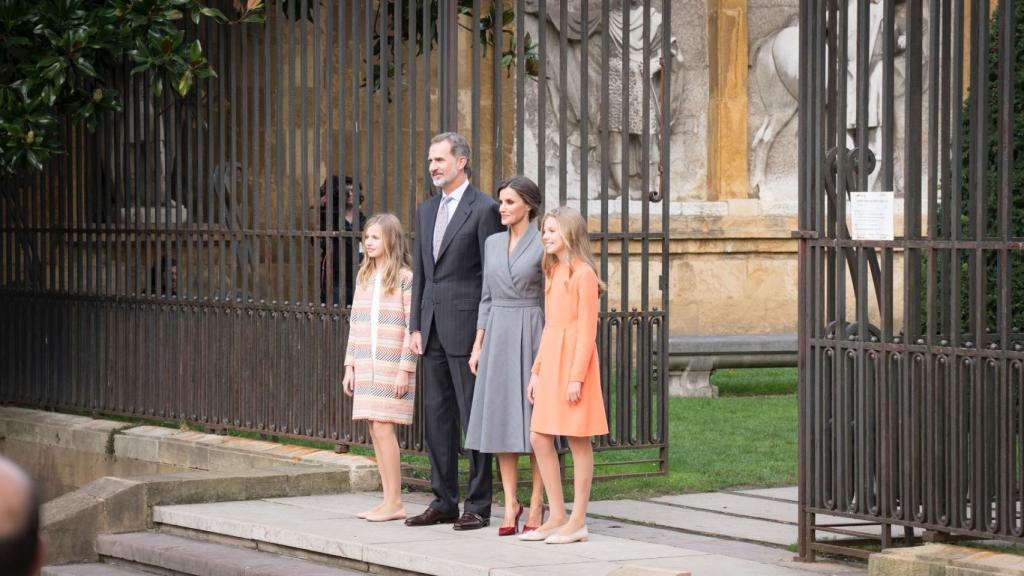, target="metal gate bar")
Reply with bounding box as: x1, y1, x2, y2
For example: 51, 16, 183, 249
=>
798, 0, 1023, 560
0, 0, 671, 482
